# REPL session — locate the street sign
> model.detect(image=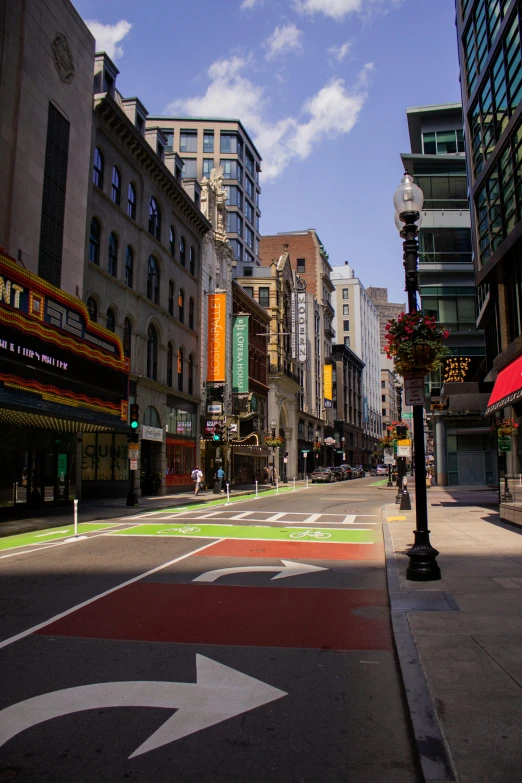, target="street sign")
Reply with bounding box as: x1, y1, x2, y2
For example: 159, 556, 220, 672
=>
402, 412, 413, 419
397, 442, 412, 457
404, 372, 425, 406
301, 449, 310, 454
130, 459, 138, 470
498, 437, 511, 452
128, 445, 139, 459
383, 448, 394, 465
